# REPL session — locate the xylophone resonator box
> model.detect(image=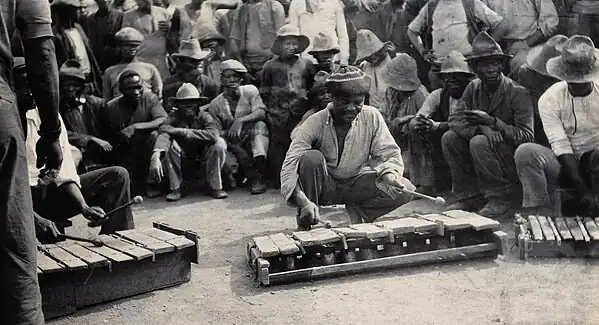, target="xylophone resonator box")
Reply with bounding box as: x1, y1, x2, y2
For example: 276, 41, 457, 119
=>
247, 210, 508, 286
